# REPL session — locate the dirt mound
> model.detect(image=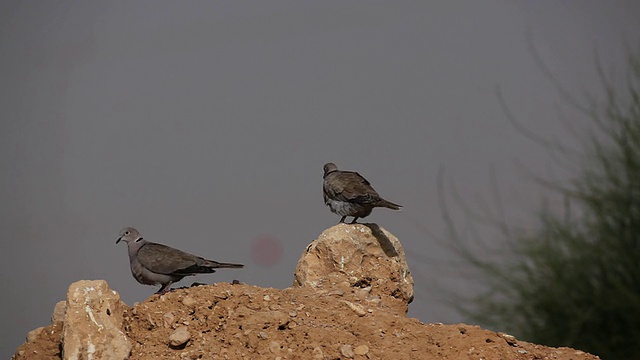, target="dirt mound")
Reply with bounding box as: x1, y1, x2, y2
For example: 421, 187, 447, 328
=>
12, 282, 599, 360
12, 224, 600, 359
